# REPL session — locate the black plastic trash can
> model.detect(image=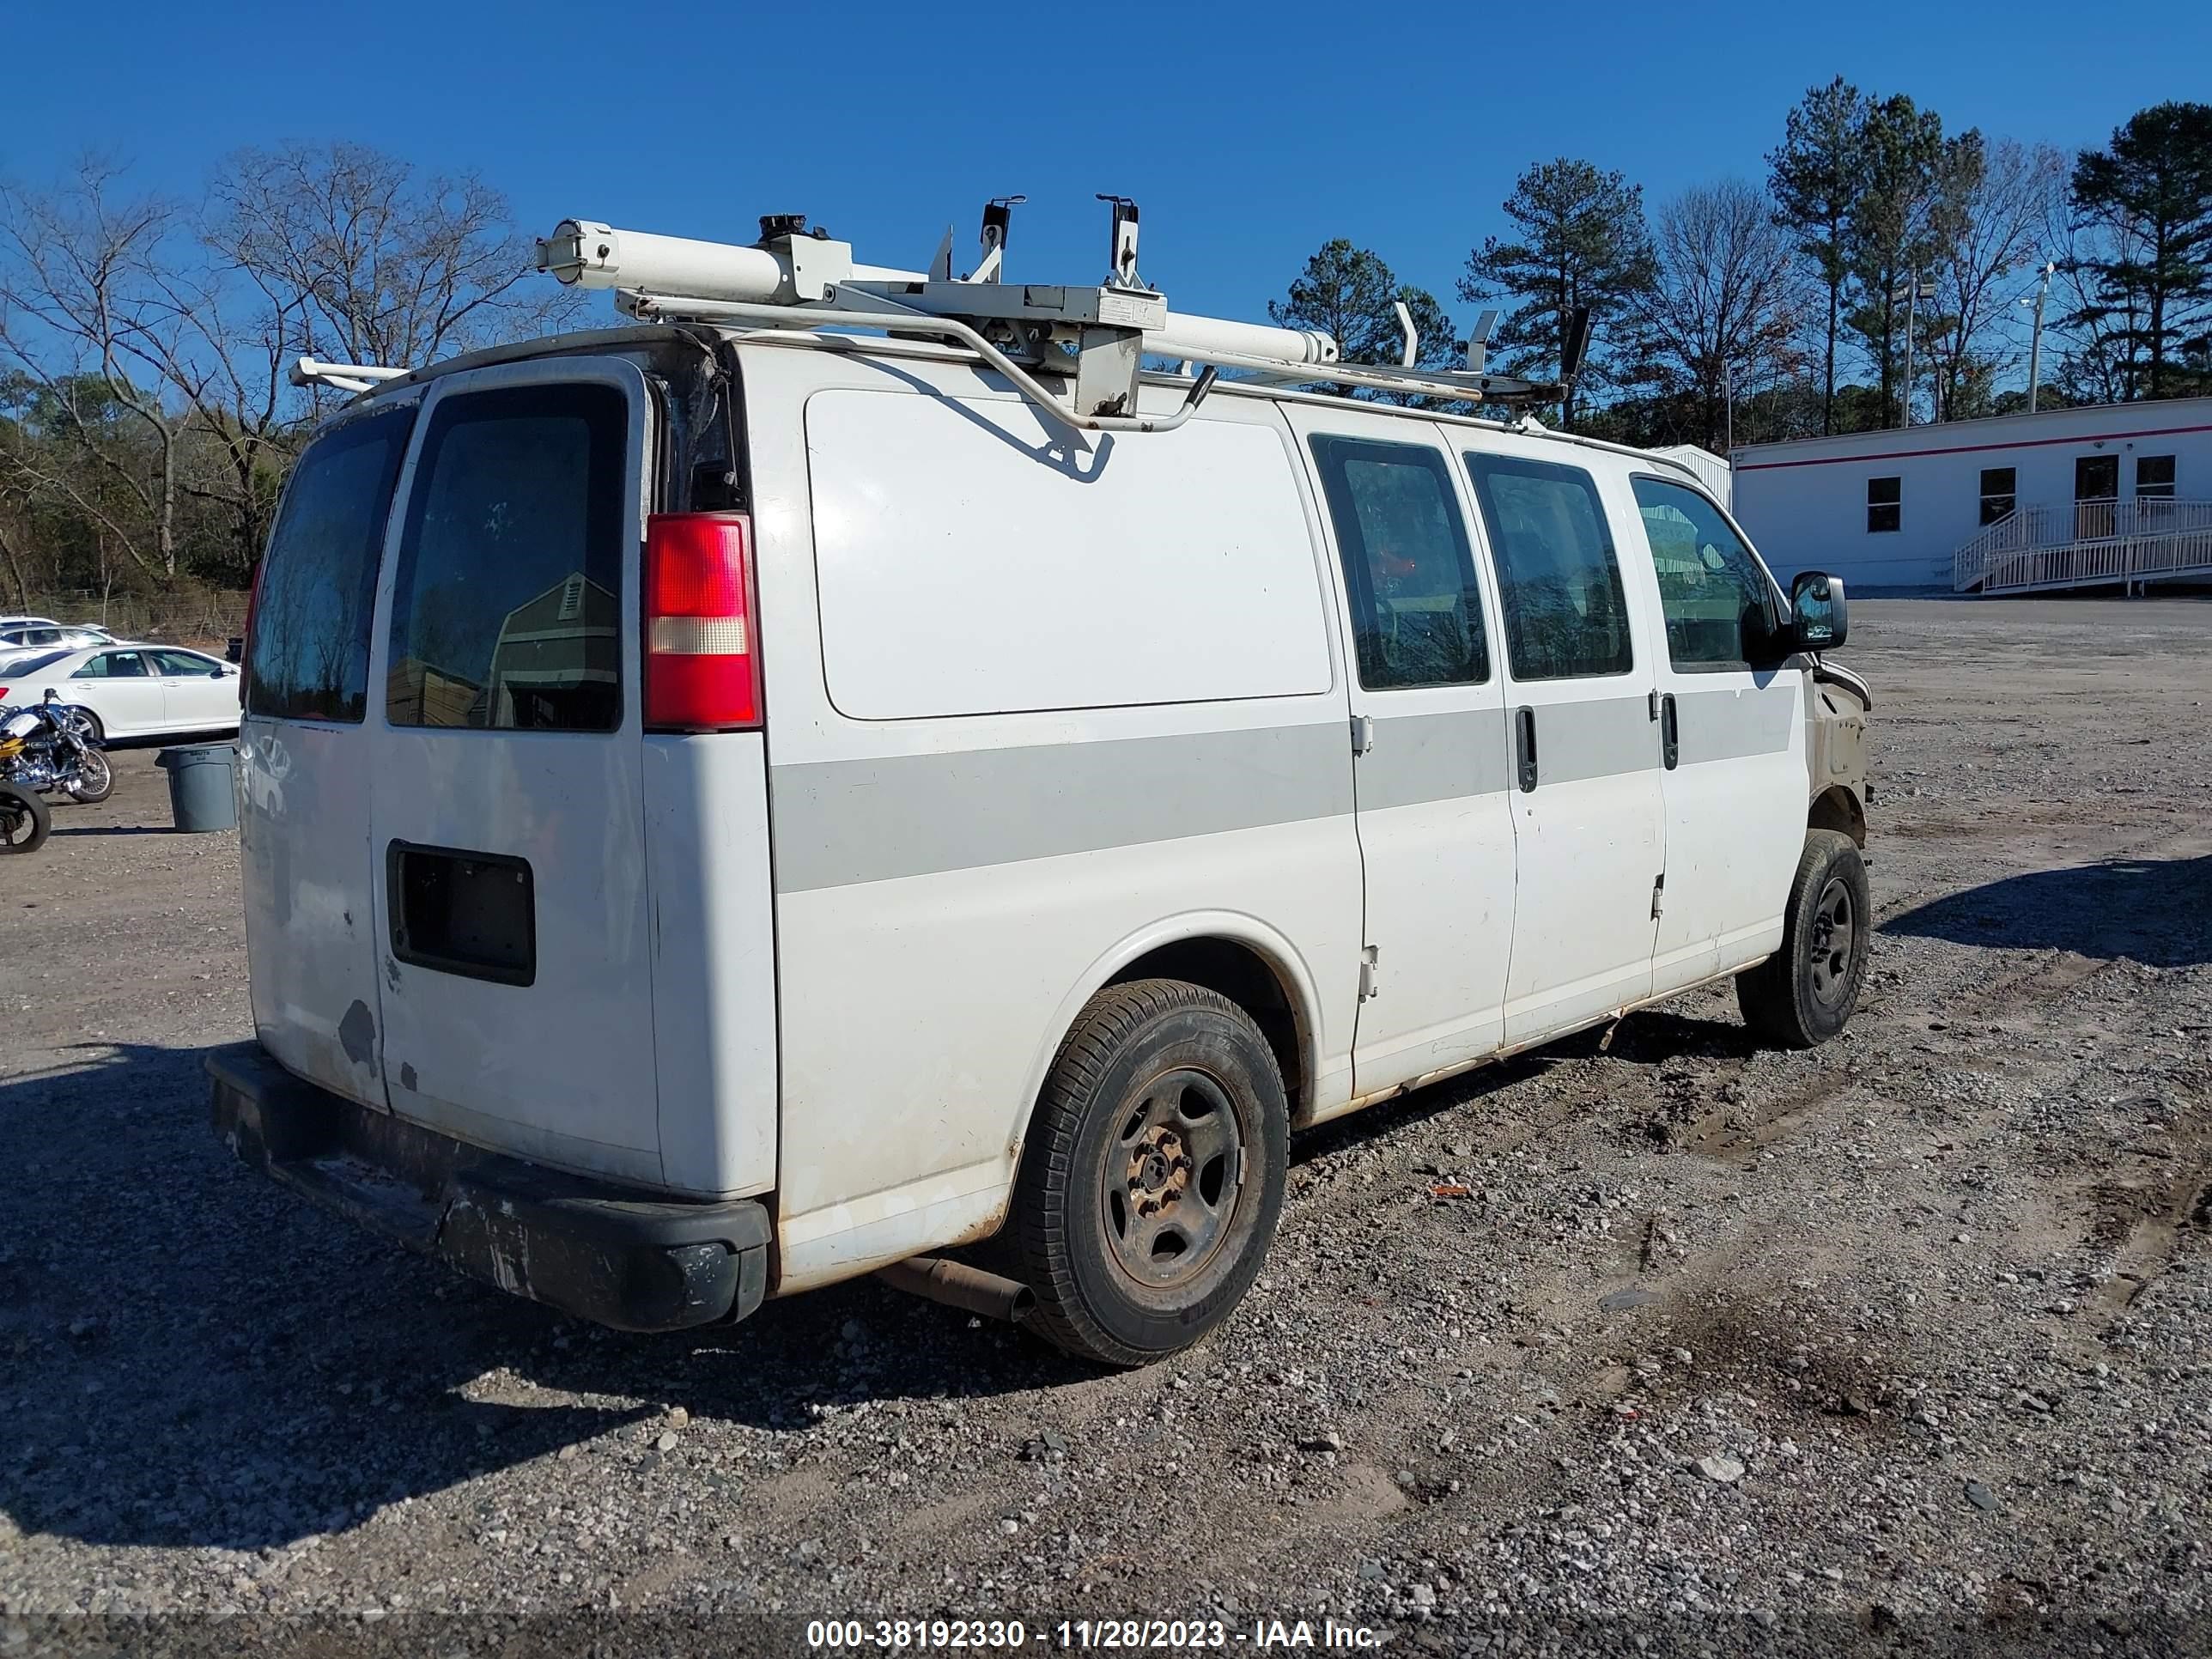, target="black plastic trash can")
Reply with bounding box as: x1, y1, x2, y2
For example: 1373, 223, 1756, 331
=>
156, 742, 239, 832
